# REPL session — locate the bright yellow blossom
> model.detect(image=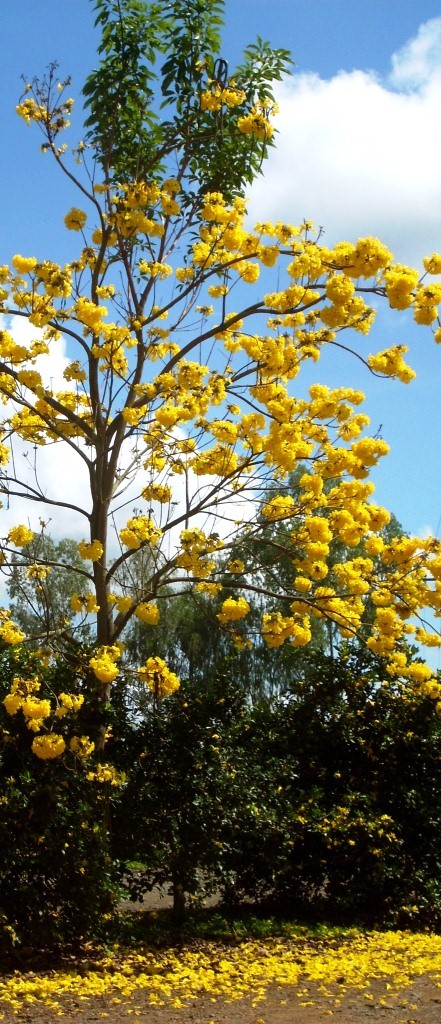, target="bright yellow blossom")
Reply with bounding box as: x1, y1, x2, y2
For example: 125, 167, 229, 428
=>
135, 602, 160, 625
8, 524, 34, 547
78, 539, 104, 561
64, 207, 87, 230
217, 596, 250, 624
32, 733, 66, 760
120, 515, 162, 549
89, 645, 121, 684
138, 656, 180, 697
